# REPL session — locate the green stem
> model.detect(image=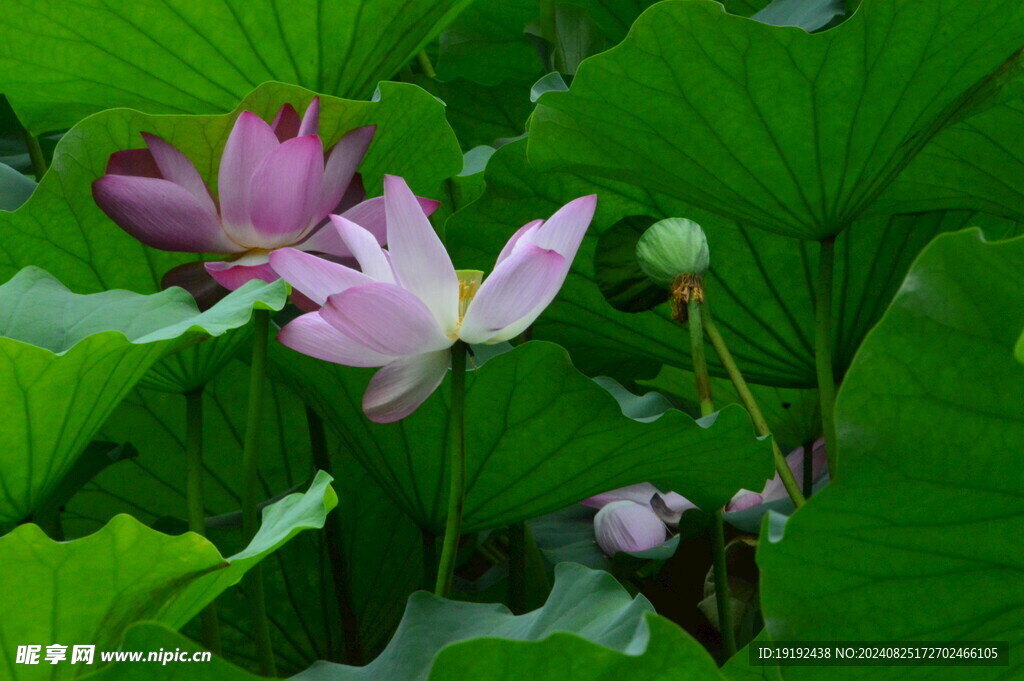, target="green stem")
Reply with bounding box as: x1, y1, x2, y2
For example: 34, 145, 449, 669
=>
435, 341, 468, 597
710, 510, 735, 657
523, 522, 551, 605
22, 129, 47, 181
686, 296, 736, 659
509, 523, 527, 614
306, 406, 364, 665
185, 389, 222, 655
241, 310, 275, 676
815, 237, 839, 476
701, 305, 806, 508
416, 51, 437, 78
688, 299, 714, 417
